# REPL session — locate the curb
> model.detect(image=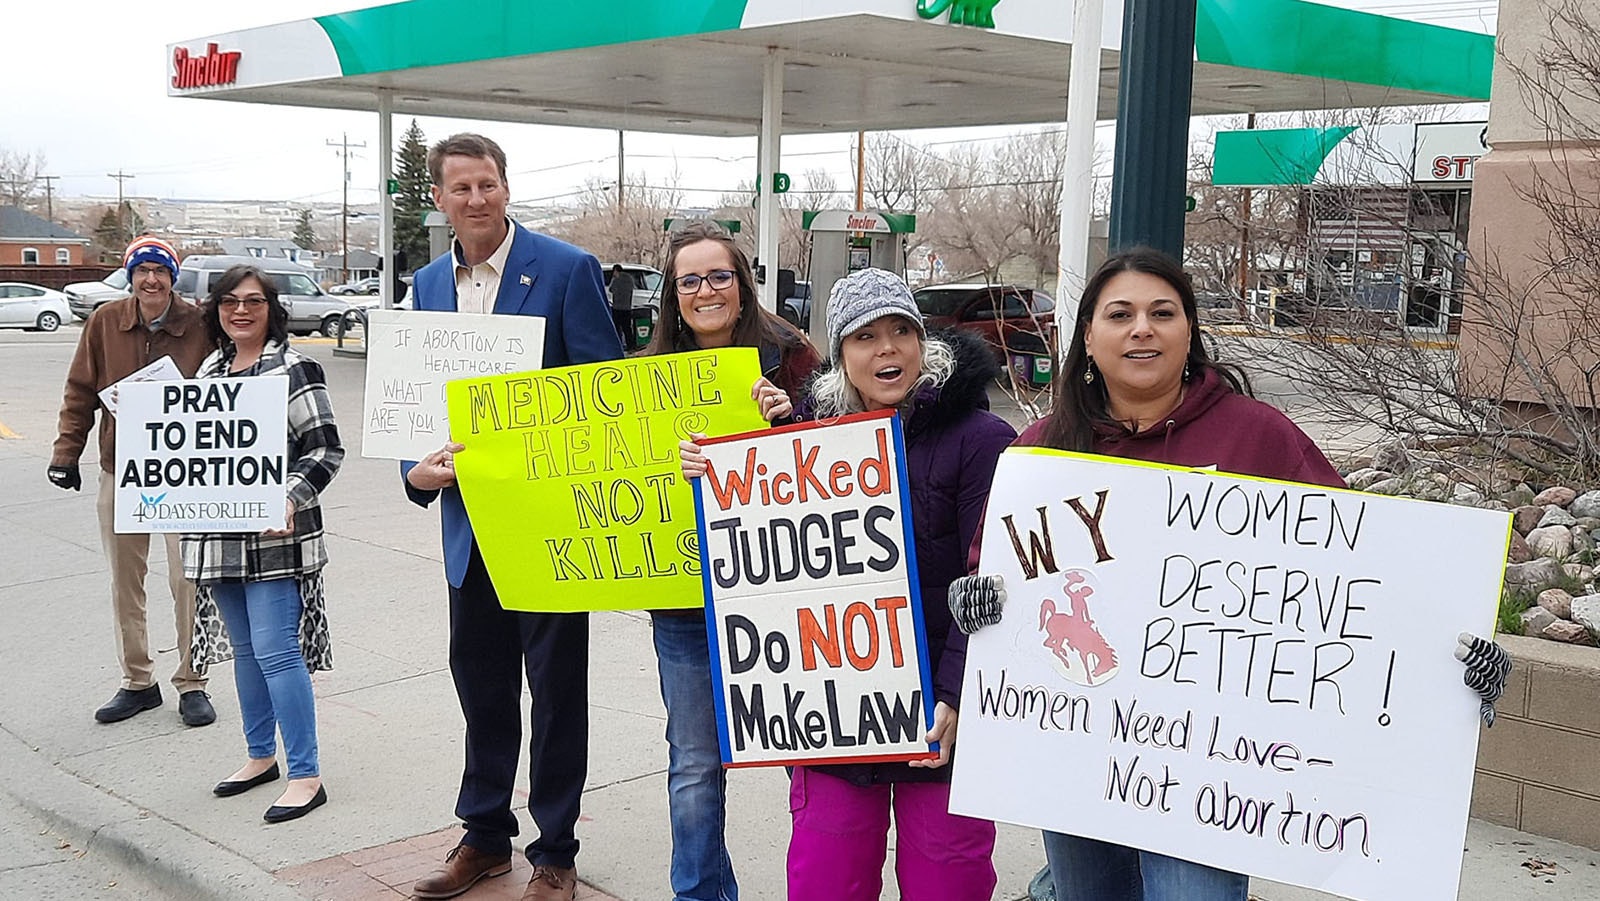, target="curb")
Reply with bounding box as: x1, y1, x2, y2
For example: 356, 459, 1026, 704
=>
0, 728, 305, 901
